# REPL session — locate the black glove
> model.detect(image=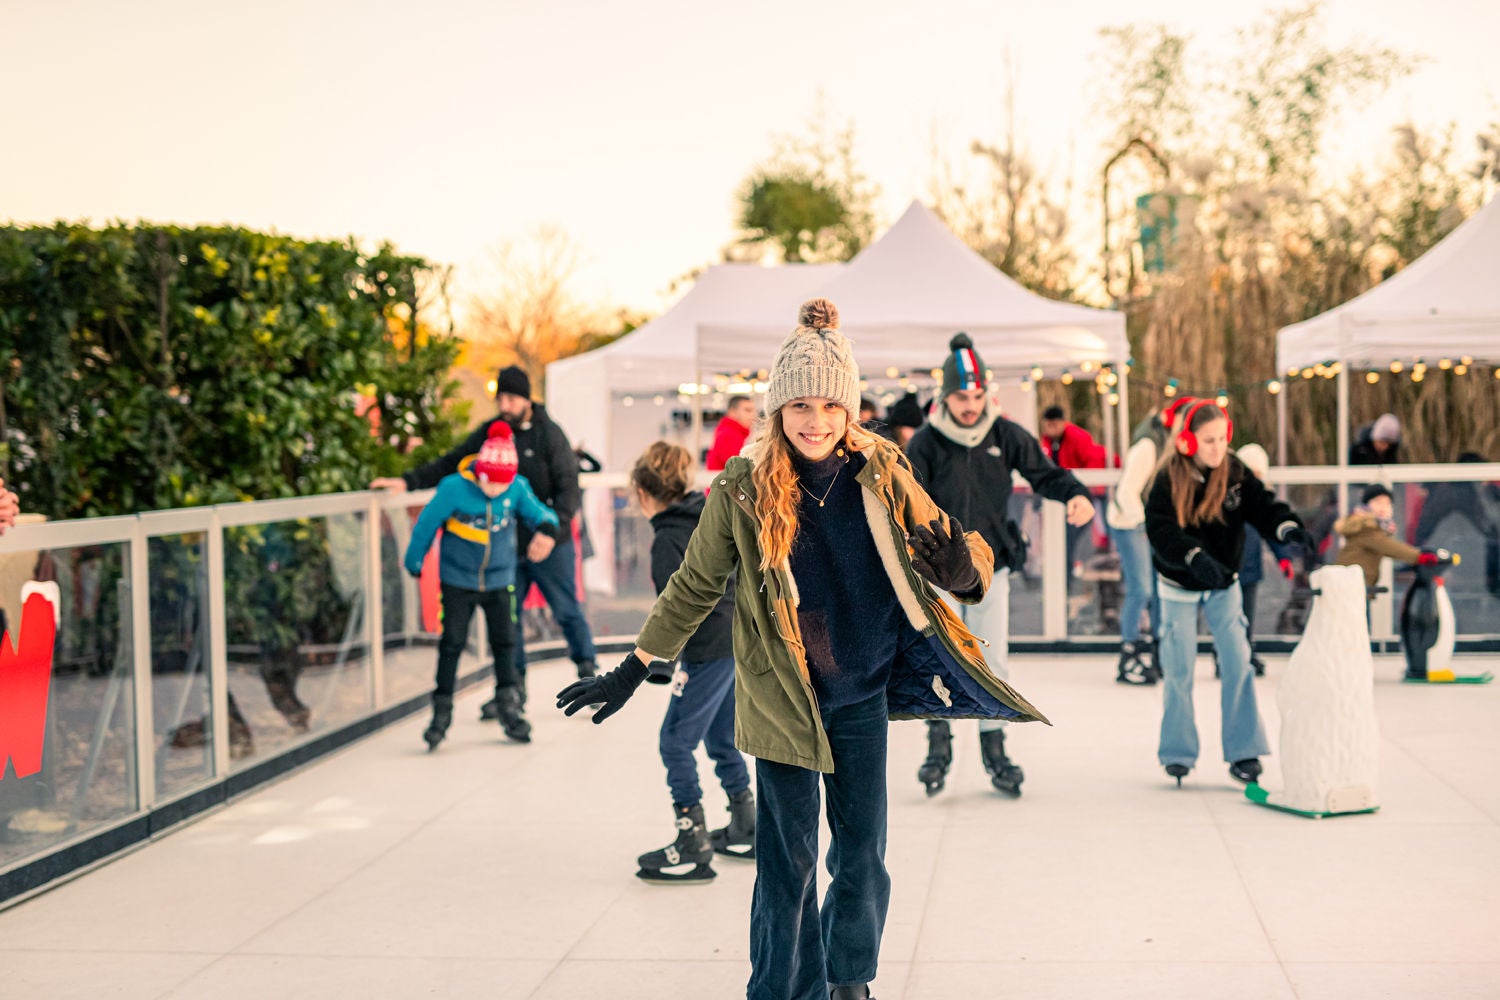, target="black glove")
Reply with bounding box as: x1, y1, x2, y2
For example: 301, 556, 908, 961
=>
1185, 547, 1235, 589
555, 652, 649, 724
907, 517, 981, 595
1276, 521, 1315, 555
